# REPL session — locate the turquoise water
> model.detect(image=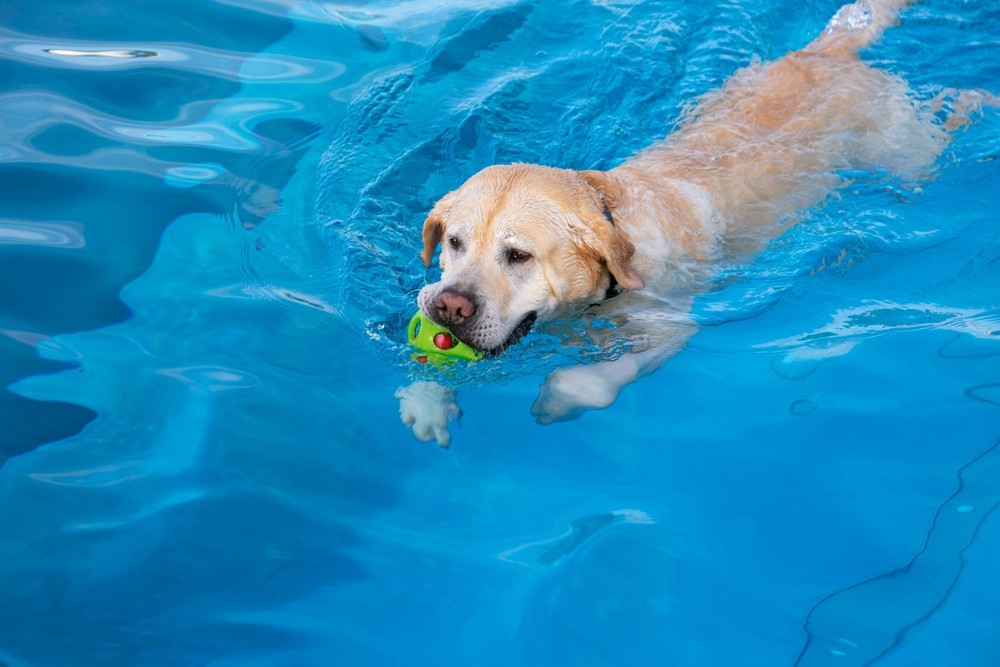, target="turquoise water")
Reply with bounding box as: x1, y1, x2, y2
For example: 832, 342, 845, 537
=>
1, 0, 999, 665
